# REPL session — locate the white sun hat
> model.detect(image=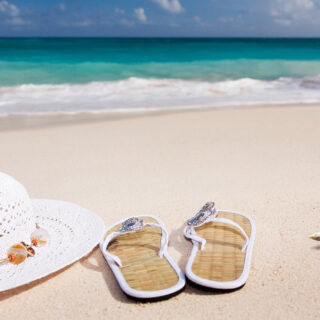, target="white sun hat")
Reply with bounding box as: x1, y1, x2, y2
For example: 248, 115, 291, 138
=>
0, 171, 105, 292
